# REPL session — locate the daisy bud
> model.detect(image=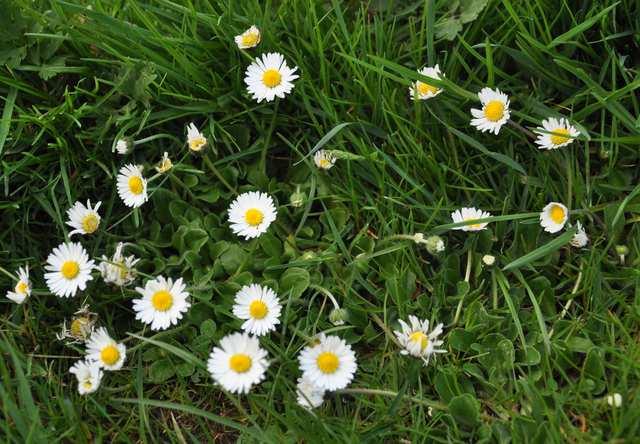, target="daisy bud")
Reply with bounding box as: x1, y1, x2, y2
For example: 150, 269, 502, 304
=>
329, 307, 349, 326
424, 235, 445, 255
615, 245, 629, 265
290, 188, 305, 208
482, 254, 496, 266
606, 393, 622, 408
301, 251, 317, 261
114, 138, 133, 155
